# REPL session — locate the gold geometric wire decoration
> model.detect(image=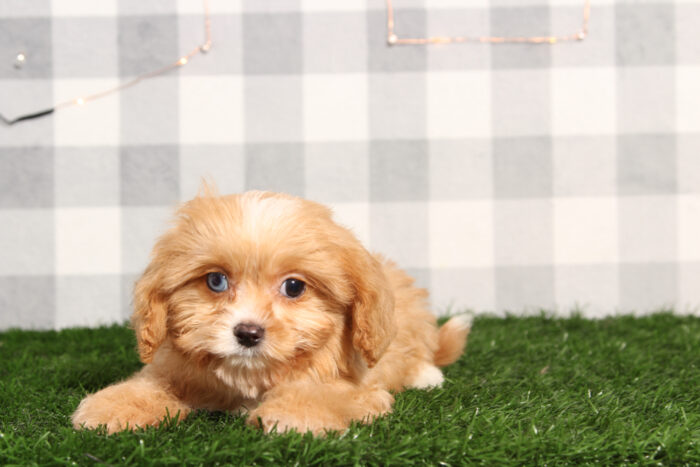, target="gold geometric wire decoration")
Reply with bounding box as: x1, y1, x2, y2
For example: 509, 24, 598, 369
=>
386, 0, 590, 45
